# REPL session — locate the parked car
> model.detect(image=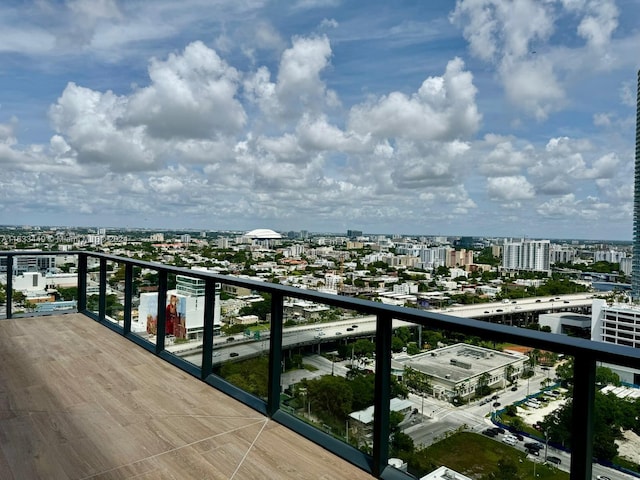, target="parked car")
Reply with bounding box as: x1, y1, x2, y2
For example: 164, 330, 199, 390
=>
482, 429, 497, 437
596, 476, 611, 480
547, 456, 562, 465
229, 352, 239, 357
526, 447, 540, 456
